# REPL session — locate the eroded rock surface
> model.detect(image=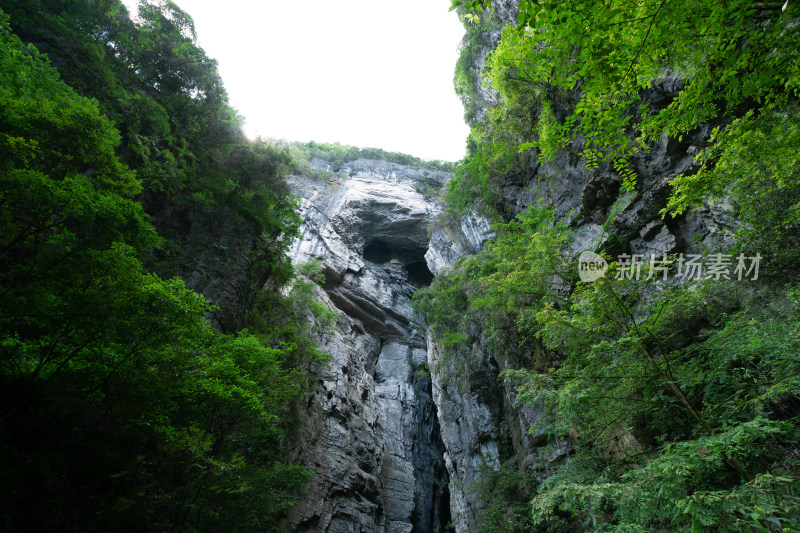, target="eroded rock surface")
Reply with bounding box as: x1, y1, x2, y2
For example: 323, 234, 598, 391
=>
282, 15, 736, 531
425, 213, 493, 276
286, 160, 454, 532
